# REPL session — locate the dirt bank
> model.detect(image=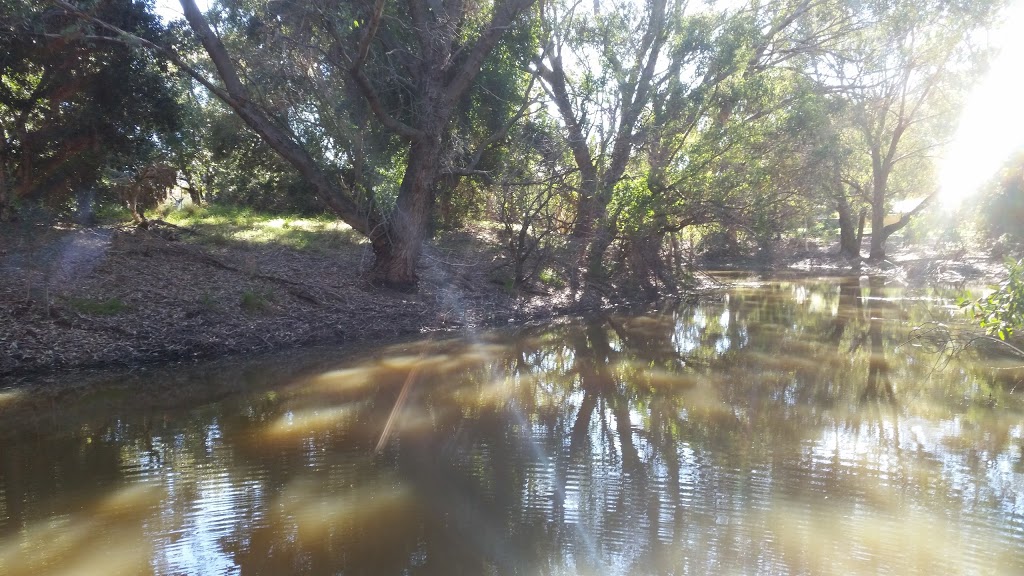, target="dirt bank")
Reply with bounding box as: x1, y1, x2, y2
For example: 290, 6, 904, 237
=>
0, 222, 579, 380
